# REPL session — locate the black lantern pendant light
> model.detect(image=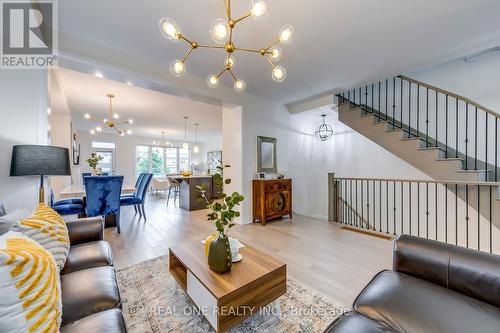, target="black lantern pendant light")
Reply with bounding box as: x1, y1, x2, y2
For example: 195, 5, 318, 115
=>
315, 114, 334, 141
